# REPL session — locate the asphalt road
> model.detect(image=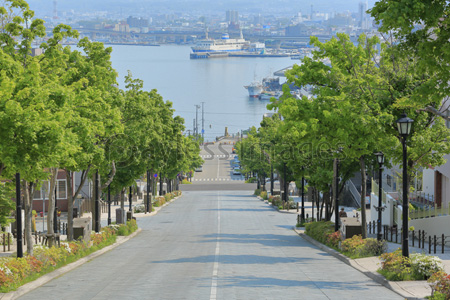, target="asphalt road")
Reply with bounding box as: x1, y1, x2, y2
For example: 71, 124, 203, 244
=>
19, 190, 402, 300
19, 139, 402, 299
182, 138, 256, 191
